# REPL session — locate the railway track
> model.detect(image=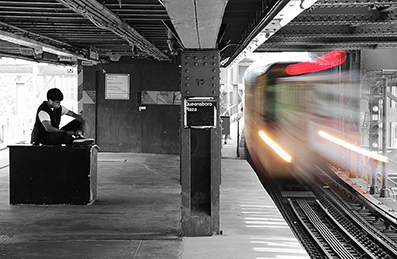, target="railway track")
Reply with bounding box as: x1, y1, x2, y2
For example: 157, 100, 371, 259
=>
260, 163, 397, 259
